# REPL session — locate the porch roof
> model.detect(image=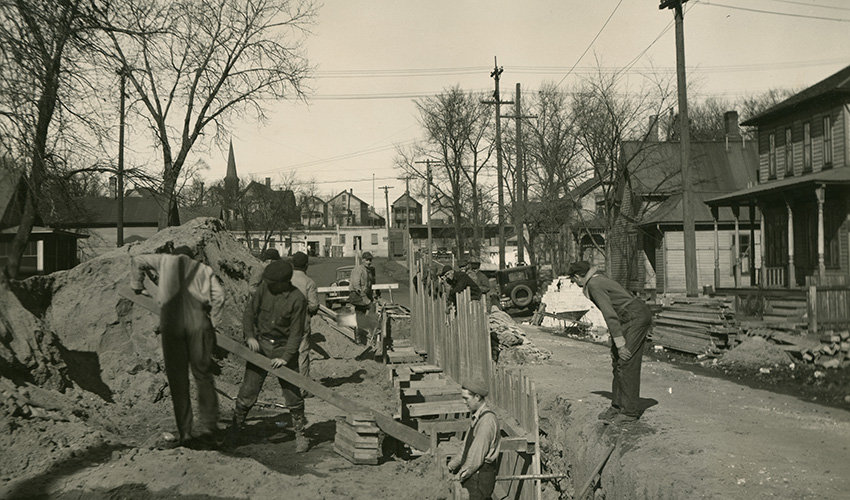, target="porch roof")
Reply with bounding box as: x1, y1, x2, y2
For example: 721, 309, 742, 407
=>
705, 168, 850, 207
